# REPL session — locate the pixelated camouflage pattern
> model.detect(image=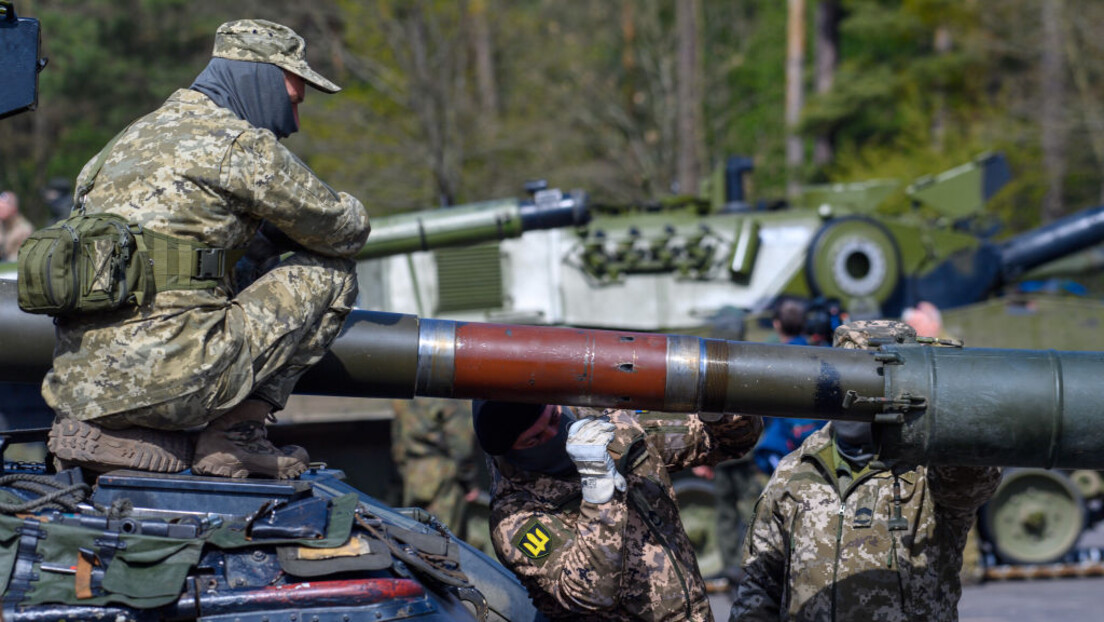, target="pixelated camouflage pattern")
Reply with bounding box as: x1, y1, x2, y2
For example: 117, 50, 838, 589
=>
731, 426, 1000, 621
212, 19, 340, 93
832, 319, 916, 350
732, 319, 999, 622
490, 407, 762, 621
42, 89, 368, 425
391, 398, 477, 534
